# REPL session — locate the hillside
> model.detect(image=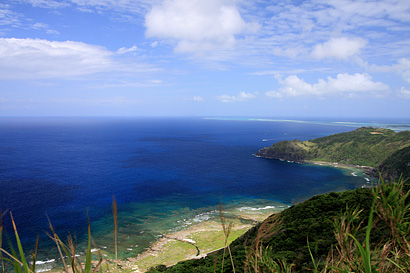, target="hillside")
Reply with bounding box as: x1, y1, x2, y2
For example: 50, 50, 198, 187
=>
147, 182, 410, 272
256, 127, 410, 178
